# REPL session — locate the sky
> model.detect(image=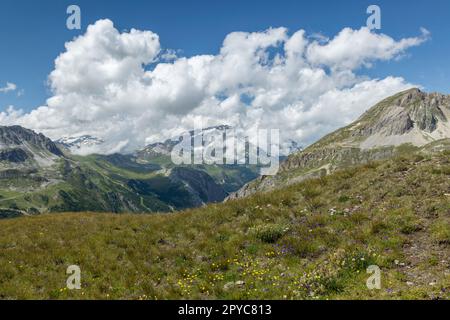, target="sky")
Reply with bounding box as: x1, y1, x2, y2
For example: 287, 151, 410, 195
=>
0, 0, 449, 153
